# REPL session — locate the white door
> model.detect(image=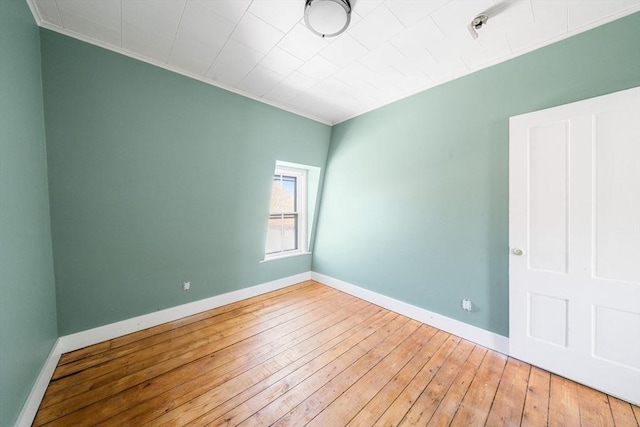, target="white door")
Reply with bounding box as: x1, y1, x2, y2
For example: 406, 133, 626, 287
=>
509, 87, 640, 405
